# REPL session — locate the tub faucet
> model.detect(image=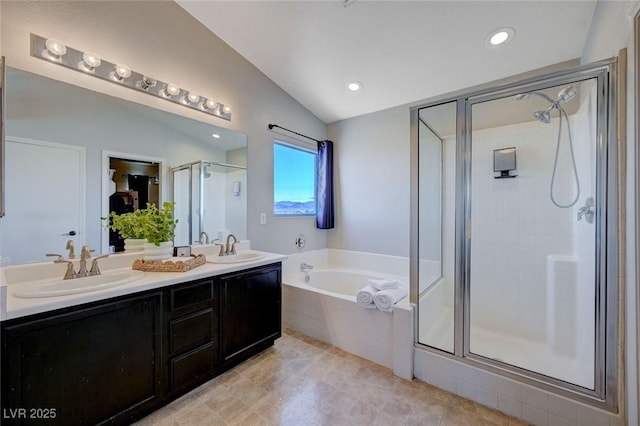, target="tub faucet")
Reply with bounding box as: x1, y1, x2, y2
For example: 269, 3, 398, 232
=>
225, 234, 237, 255
300, 262, 314, 271
199, 231, 210, 244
